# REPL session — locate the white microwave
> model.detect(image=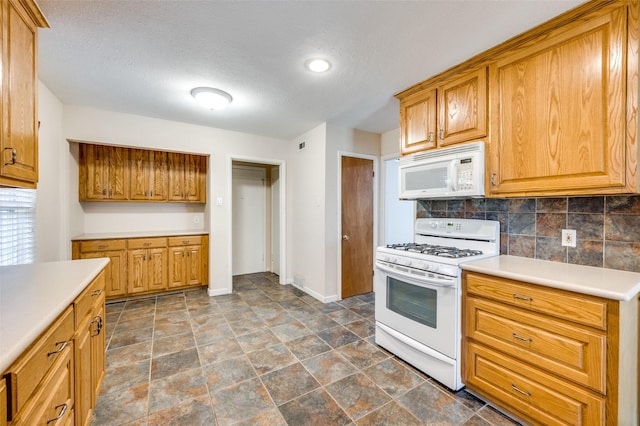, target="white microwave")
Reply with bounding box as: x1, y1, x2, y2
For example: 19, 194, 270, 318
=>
399, 141, 485, 199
